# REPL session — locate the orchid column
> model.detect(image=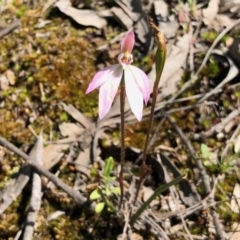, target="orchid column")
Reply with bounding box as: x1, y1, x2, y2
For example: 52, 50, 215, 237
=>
86, 31, 150, 207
